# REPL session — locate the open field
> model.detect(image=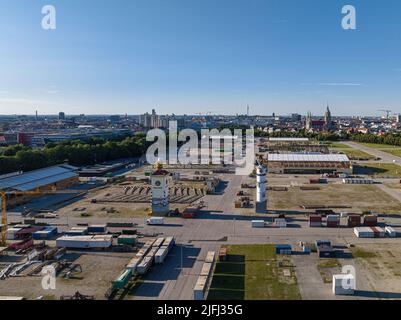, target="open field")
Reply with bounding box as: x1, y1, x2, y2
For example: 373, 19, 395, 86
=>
327, 142, 352, 149
268, 184, 401, 213
208, 244, 301, 300
358, 143, 401, 150
350, 244, 401, 298
0, 251, 133, 300
339, 149, 376, 160
356, 163, 401, 178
